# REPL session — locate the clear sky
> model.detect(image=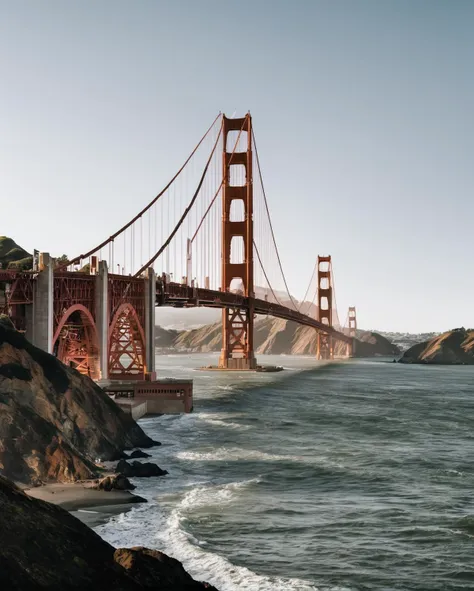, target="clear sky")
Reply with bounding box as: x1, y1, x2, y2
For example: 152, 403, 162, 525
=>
1, 0, 473, 333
